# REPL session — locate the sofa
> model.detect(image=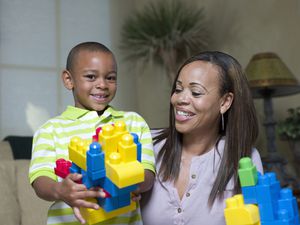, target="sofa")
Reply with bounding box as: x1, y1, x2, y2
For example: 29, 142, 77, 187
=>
0, 138, 52, 225
0, 130, 162, 225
